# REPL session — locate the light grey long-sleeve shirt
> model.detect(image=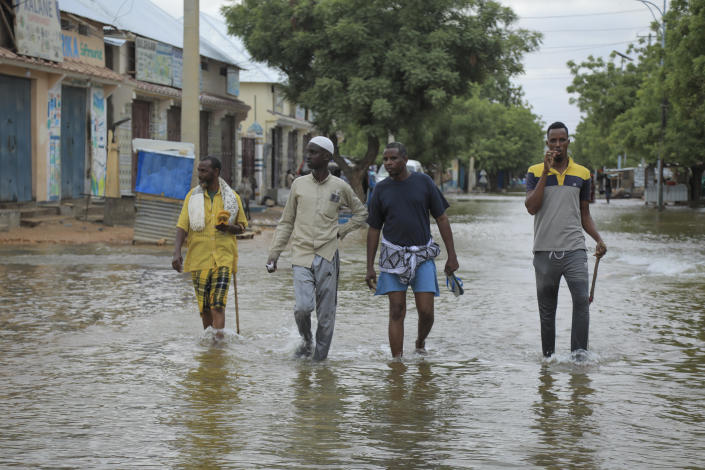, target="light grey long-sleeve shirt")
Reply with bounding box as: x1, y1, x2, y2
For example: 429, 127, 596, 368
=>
269, 173, 368, 267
